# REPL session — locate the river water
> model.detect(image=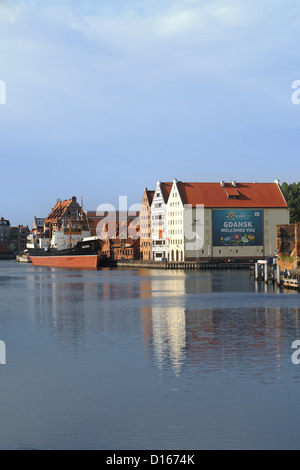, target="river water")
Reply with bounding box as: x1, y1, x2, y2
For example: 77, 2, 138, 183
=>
0, 260, 300, 450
